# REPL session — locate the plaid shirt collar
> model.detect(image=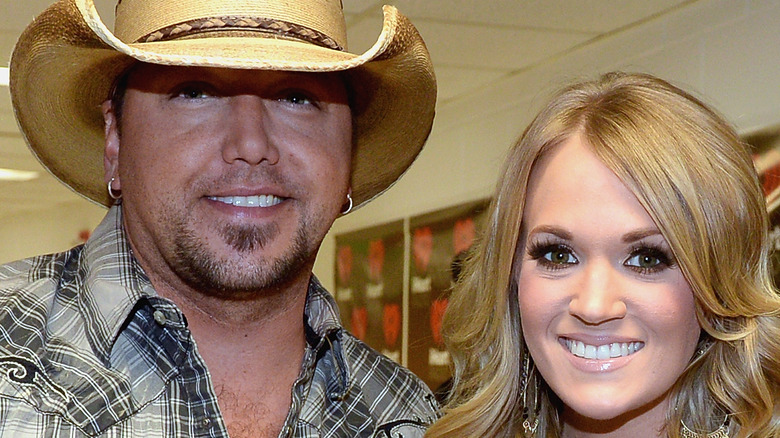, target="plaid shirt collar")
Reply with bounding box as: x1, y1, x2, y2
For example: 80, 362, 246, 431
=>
78, 205, 155, 366
302, 276, 351, 397
82, 205, 350, 388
